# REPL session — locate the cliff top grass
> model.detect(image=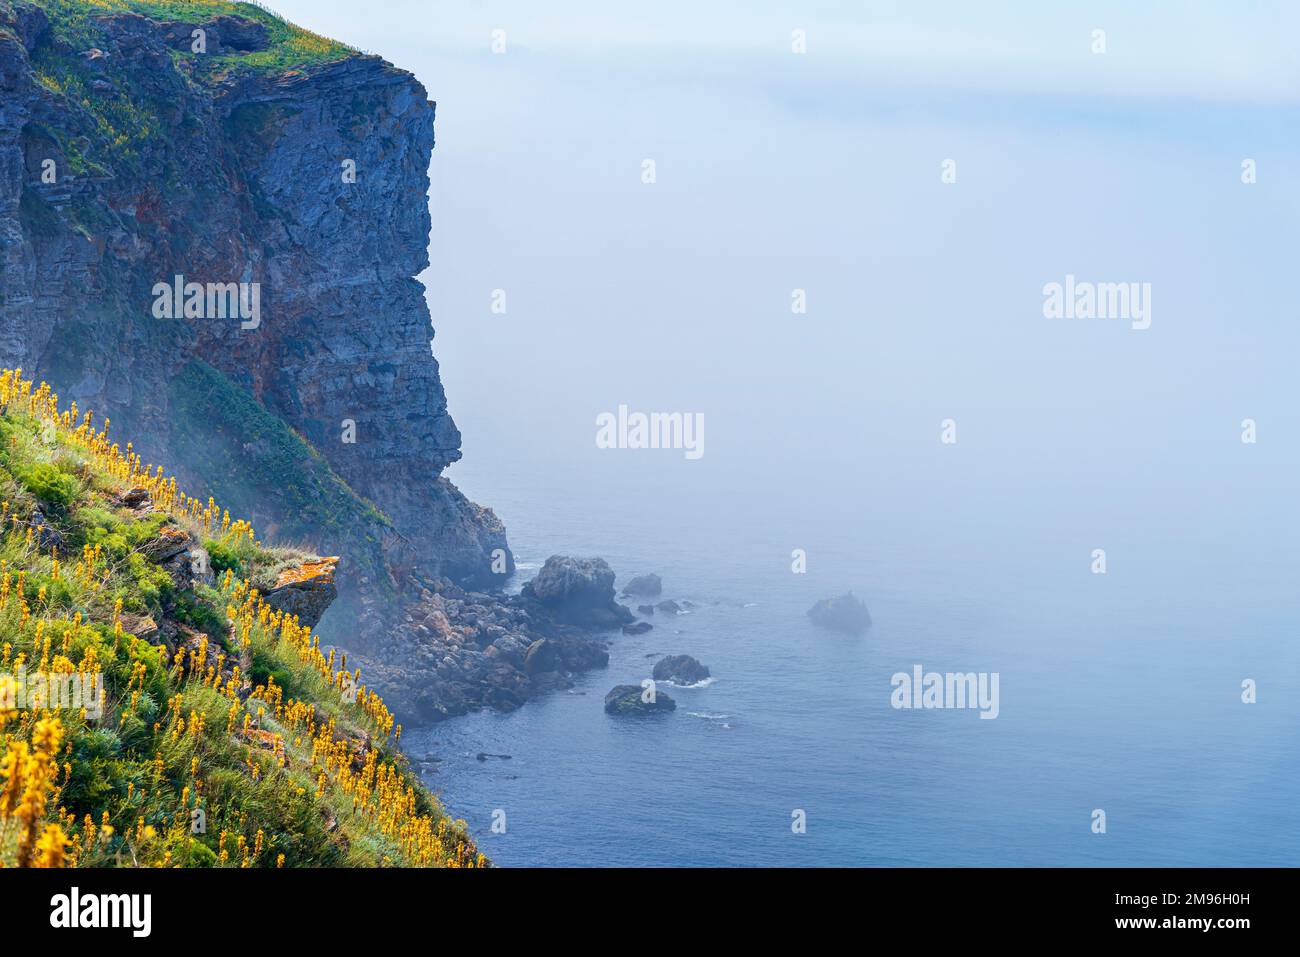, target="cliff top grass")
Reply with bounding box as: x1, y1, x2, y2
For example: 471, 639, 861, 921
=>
25, 1, 358, 175
32, 0, 355, 73
0, 370, 483, 867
